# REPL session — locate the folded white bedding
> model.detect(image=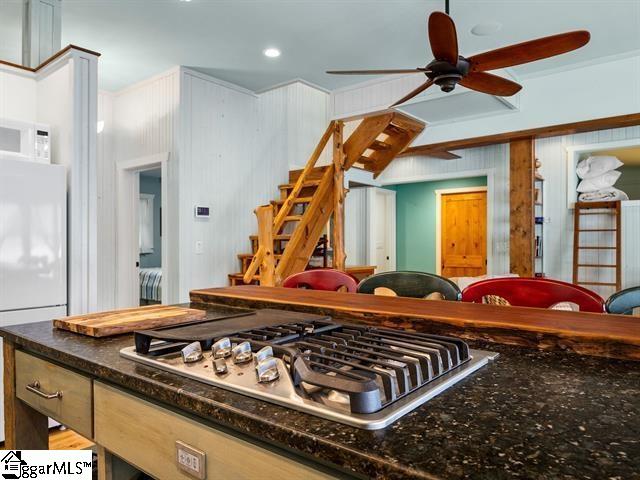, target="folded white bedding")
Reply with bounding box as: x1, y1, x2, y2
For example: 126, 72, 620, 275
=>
576, 155, 623, 179
576, 170, 621, 192
578, 187, 629, 202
